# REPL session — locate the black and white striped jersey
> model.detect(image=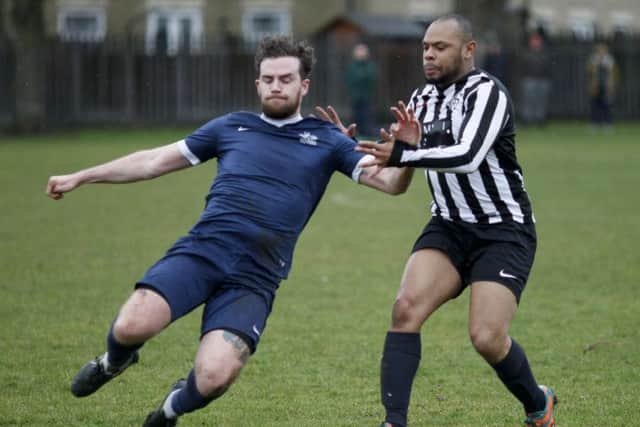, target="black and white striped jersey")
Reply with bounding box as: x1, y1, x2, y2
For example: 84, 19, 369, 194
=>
387, 69, 534, 224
